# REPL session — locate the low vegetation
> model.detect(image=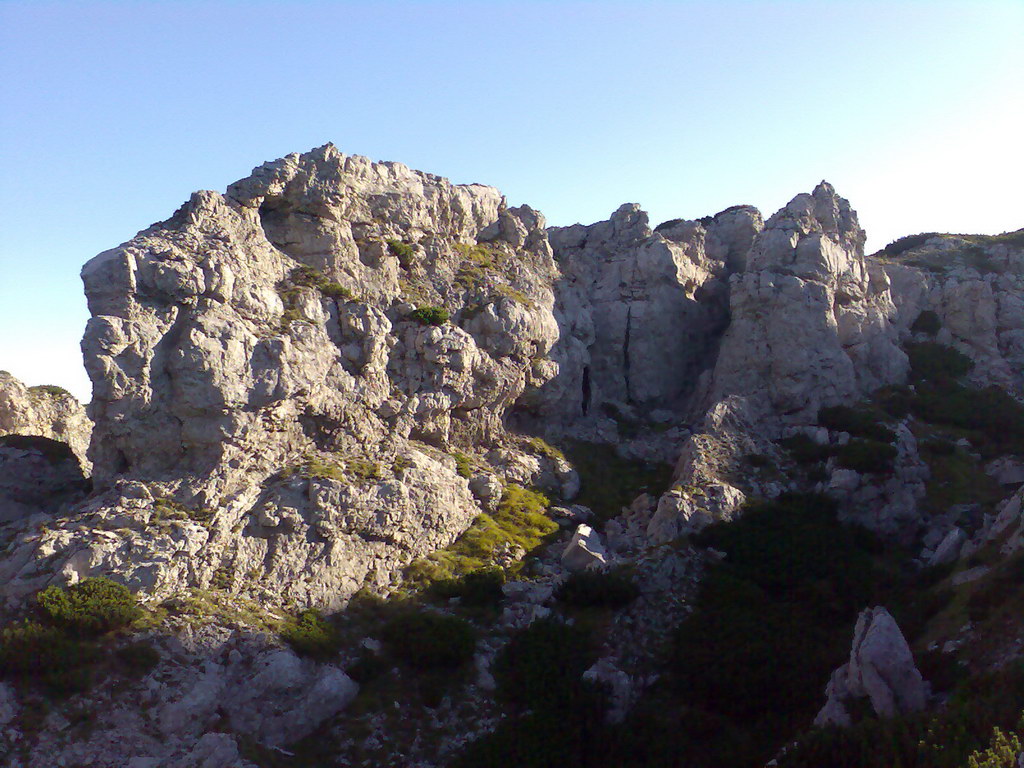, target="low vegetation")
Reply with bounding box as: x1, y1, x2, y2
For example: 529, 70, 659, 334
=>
379, 610, 476, 670
0, 578, 145, 696
280, 609, 340, 659
560, 440, 673, 524
555, 569, 639, 609
409, 305, 450, 326
404, 485, 557, 587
